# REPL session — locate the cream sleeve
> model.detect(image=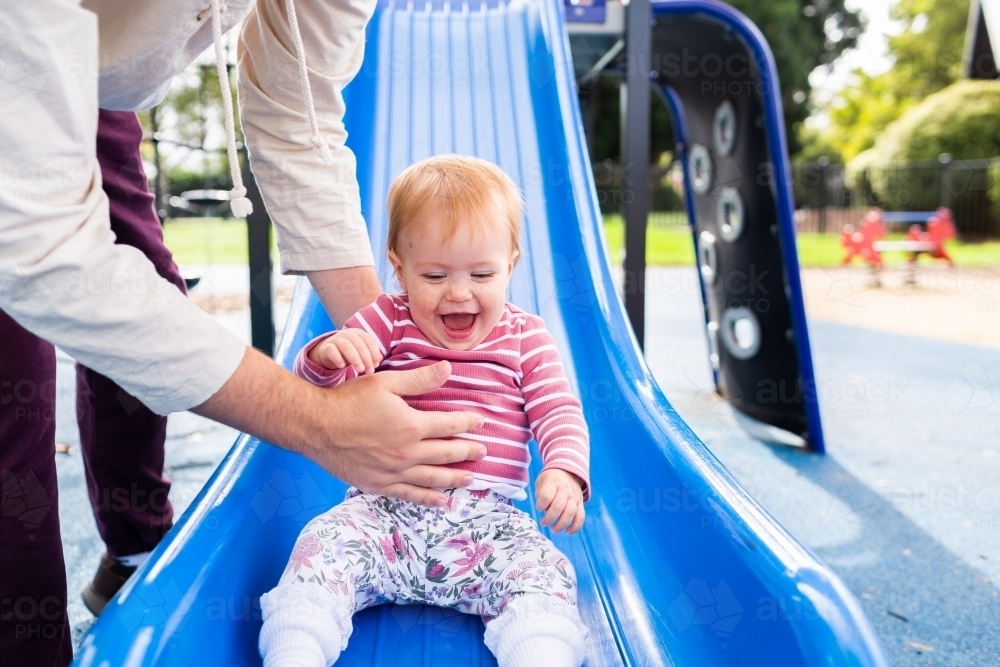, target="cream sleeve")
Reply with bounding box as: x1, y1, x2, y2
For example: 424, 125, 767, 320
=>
0, 0, 246, 415
237, 0, 378, 275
